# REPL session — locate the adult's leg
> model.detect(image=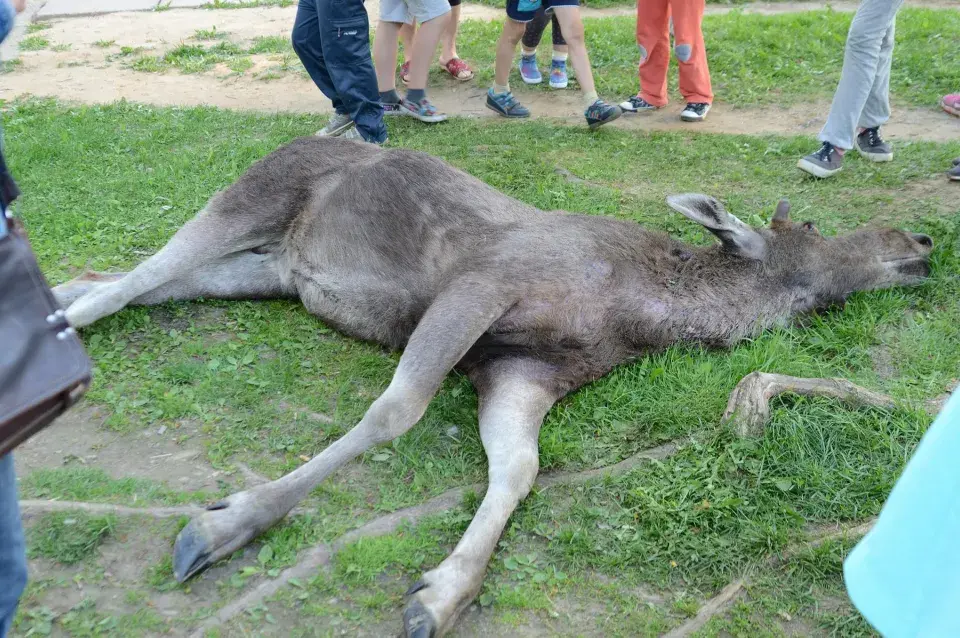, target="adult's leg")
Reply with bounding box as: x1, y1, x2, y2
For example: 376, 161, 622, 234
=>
318, 0, 388, 143
0, 455, 27, 638
857, 18, 895, 129
291, 0, 345, 114
818, 0, 904, 150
